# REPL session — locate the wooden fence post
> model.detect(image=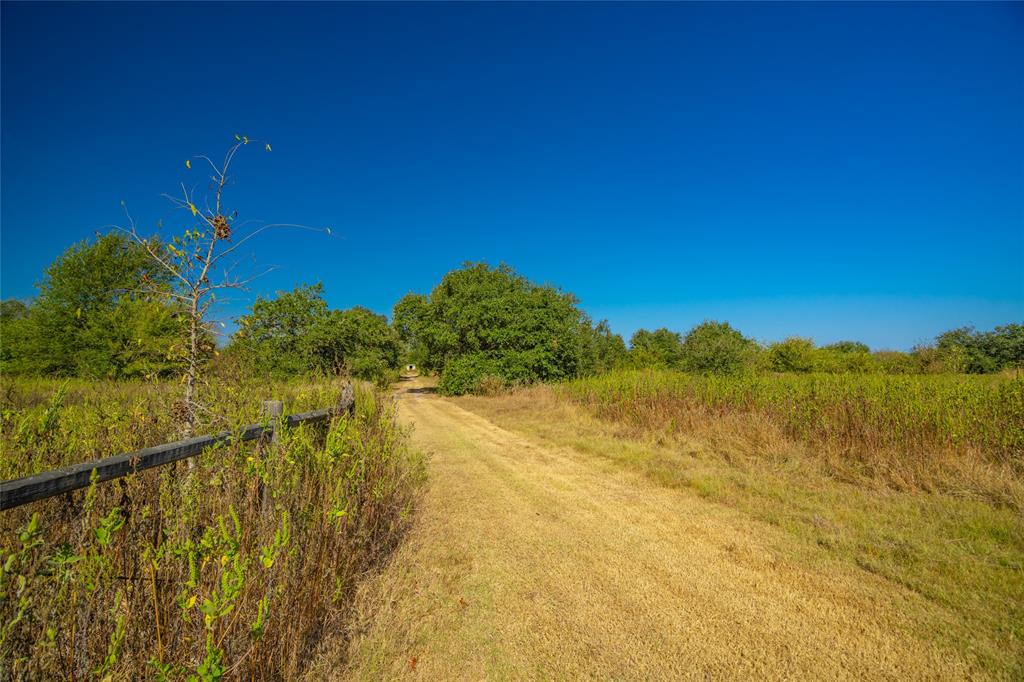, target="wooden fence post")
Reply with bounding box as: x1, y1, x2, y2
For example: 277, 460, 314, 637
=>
340, 383, 355, 417
260, 400, 283, 516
